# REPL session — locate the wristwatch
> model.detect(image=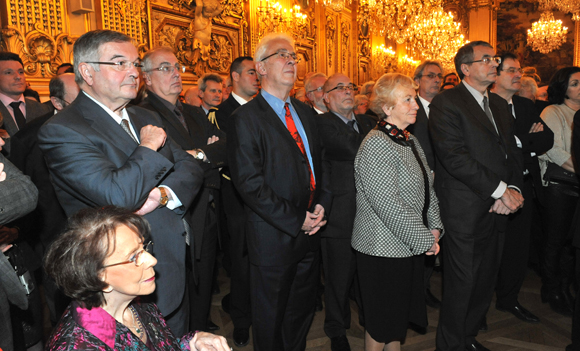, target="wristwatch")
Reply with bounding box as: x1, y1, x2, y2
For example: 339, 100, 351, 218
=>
194, 149, 206, 161
158, 187, 169, 207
